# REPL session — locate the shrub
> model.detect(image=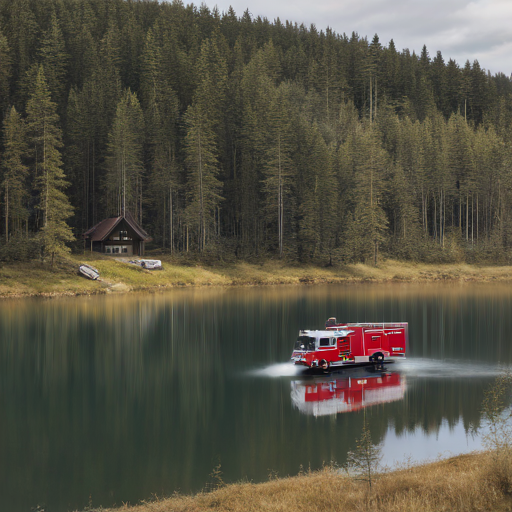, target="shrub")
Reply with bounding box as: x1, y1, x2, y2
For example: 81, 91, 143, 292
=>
0, 234, 40, 262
